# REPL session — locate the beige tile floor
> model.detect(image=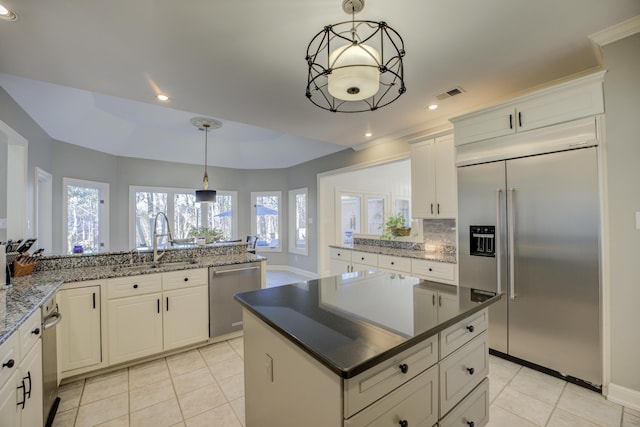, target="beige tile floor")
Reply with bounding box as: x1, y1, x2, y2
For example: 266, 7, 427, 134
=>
53, 342, 640, 427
